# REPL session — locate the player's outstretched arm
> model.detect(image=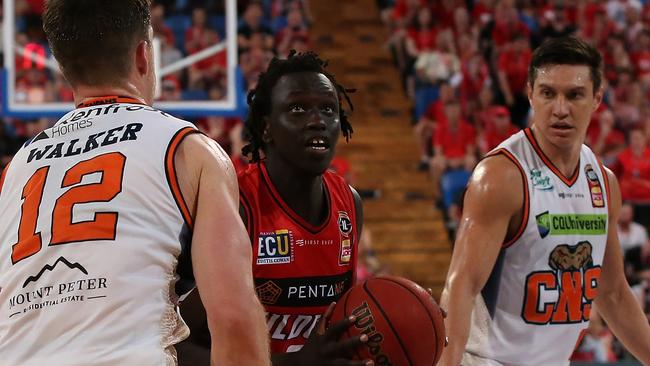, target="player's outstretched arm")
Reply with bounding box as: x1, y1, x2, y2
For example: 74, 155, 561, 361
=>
438, 154, 524, 366
594, 168, 650, 365
177, 133, 270, 366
